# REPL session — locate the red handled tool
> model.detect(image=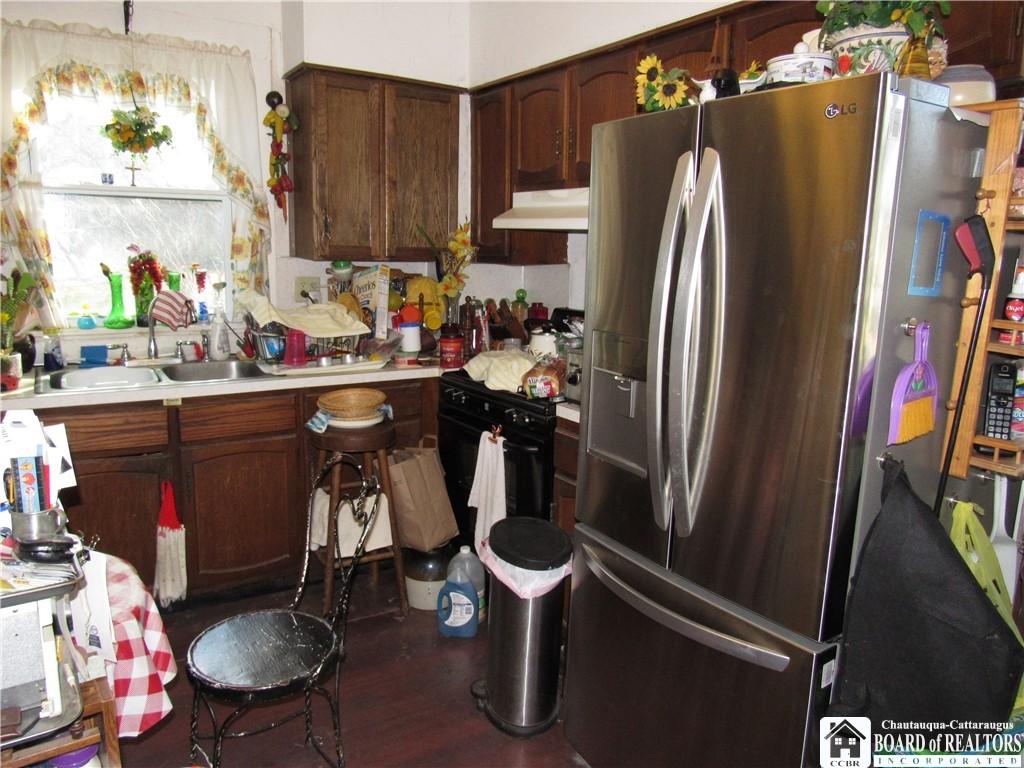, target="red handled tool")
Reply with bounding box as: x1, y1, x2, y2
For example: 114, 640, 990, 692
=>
934, 215, 996, 518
